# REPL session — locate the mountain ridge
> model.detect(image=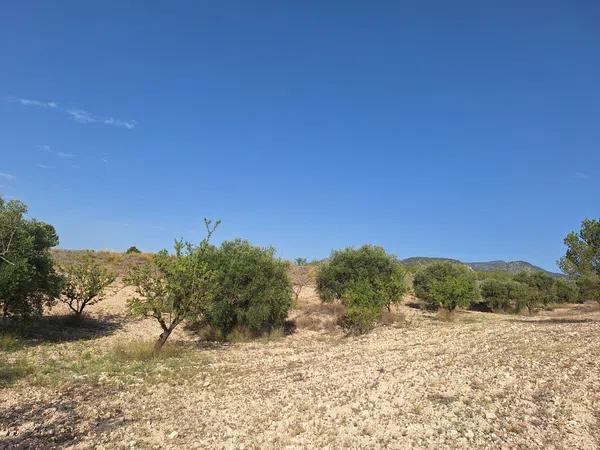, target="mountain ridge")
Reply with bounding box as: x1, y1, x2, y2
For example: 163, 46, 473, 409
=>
401, 257, 562, 277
